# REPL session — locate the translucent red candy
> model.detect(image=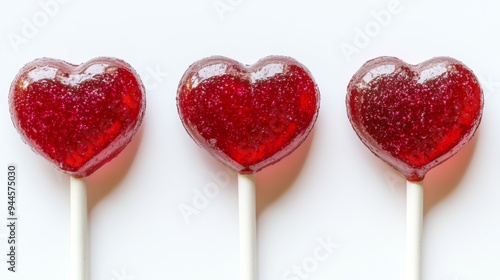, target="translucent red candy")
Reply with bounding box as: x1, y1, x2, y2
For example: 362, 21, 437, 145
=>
347, 57, 483, 181
9, 57, 146, 177
177, 56, 320, 174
